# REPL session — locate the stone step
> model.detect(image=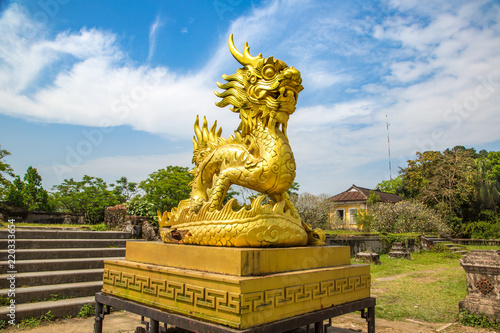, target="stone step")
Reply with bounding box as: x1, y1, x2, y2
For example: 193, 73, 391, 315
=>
0, 269, 103, 288
0, 238, 131, 249
0, 295, 95, 322
0, 229, 131, 240
0, 248, 126, 261
0, 257, 123, 274
0, 281, 102, 304
0, 228, 133, 322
